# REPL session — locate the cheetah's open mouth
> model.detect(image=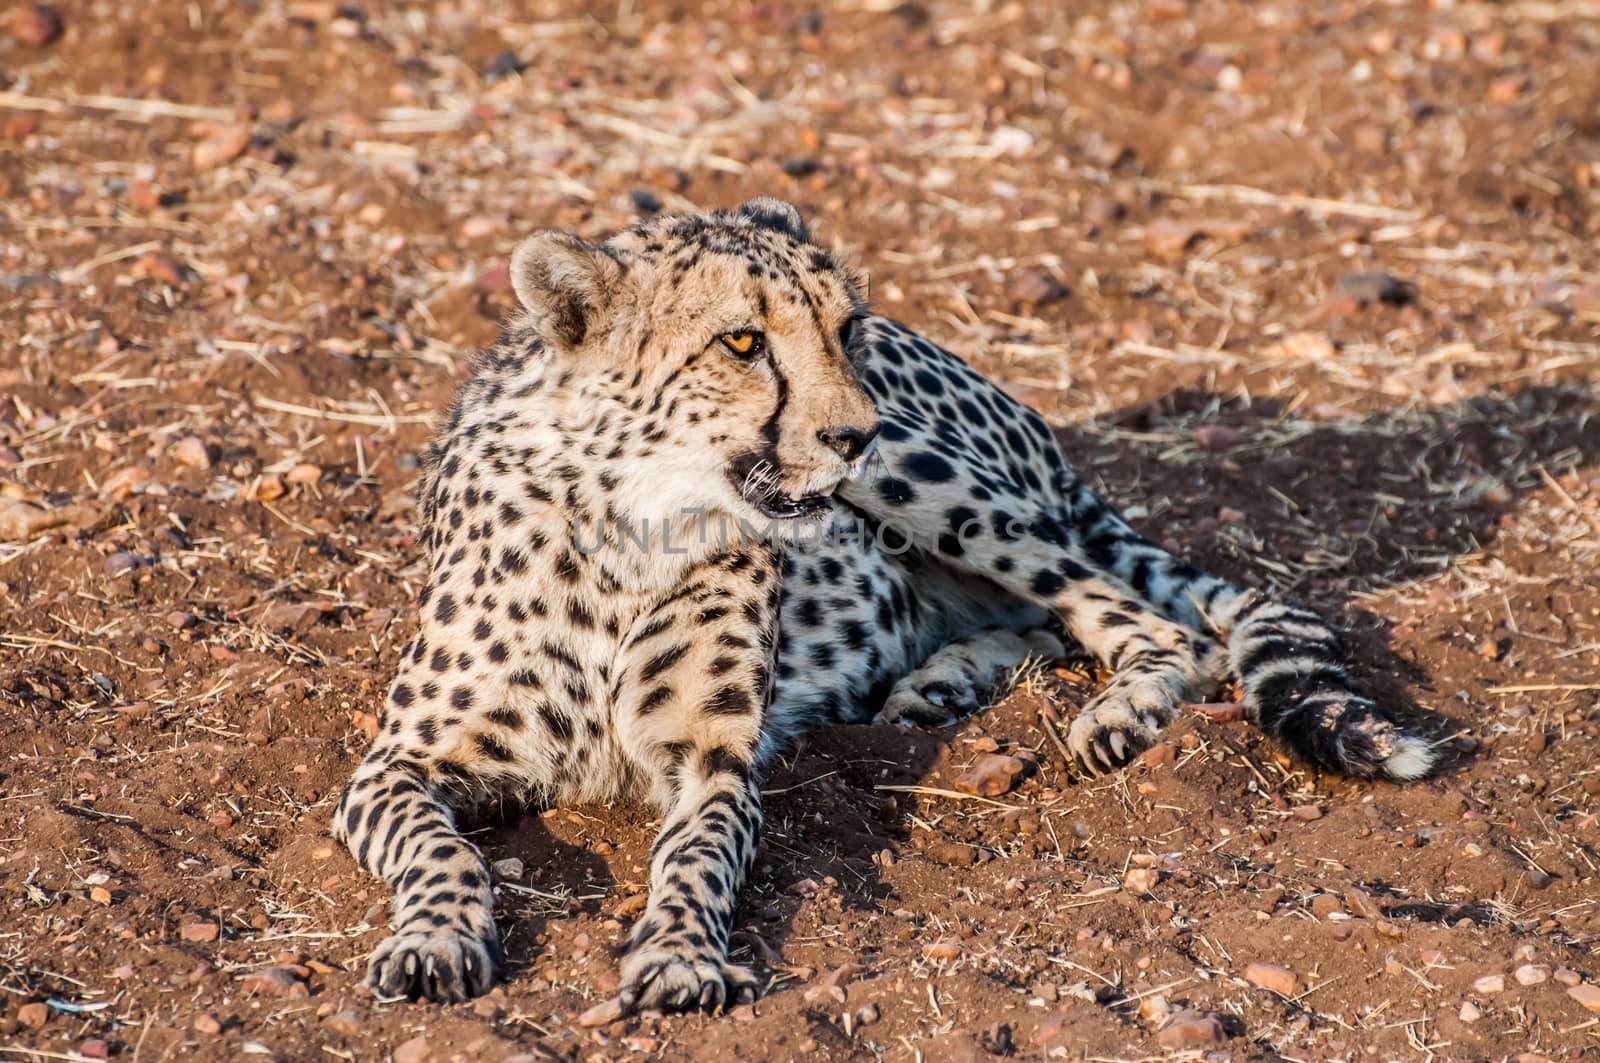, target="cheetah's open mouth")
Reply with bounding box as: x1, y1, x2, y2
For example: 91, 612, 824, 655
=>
726, 452, 835, 520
